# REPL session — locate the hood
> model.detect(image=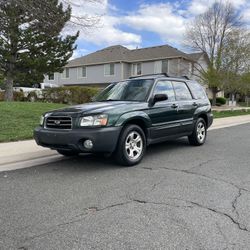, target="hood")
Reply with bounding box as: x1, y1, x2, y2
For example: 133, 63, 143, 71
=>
47, 101, 148, 117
